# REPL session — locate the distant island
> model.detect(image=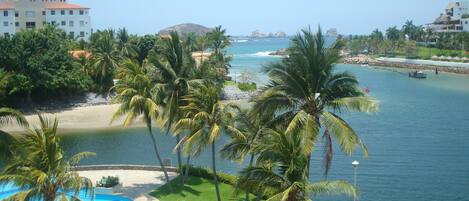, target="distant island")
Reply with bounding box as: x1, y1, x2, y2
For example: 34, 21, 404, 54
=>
250, 30, 287, 38
158, 23, 213, 36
